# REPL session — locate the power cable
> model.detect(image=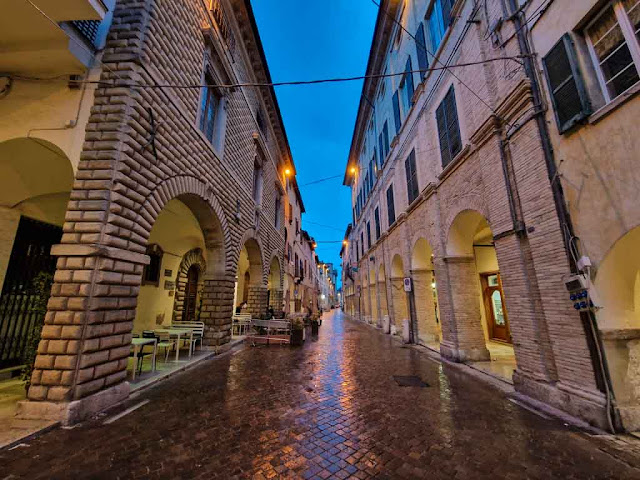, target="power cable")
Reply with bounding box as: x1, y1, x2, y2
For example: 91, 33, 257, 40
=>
304, 221, 346, 232
11, 58, 527, 91
300, 175, 343, 186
